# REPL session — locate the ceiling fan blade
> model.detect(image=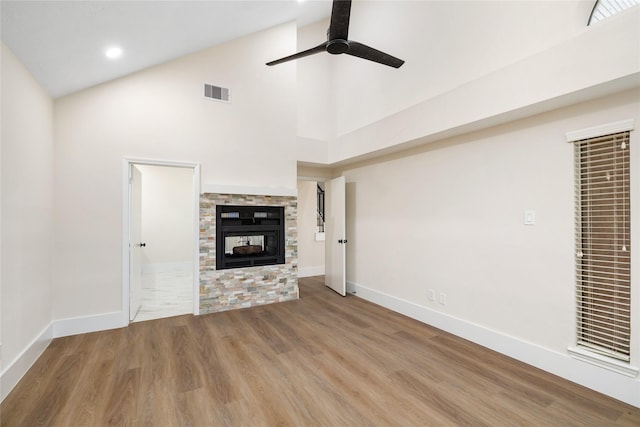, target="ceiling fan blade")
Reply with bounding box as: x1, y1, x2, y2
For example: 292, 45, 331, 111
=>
346, 41, 405, 68
266, 42, 328, 66
328, 0, 352, 41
